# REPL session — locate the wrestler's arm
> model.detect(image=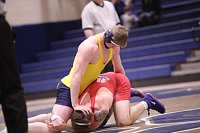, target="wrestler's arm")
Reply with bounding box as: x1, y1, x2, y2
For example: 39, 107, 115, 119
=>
112, 46, 126, 74
81, 5, 95, 38
70, 43, 96, 107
